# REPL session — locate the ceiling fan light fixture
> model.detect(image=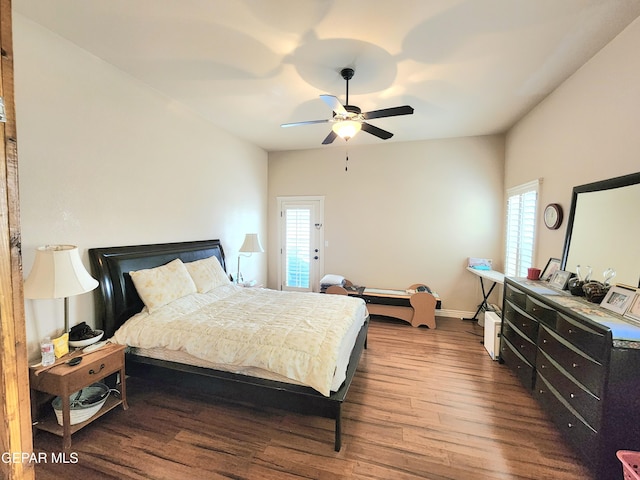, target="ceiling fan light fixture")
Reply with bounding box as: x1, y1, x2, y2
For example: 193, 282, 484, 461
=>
332, 120, 361, 140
